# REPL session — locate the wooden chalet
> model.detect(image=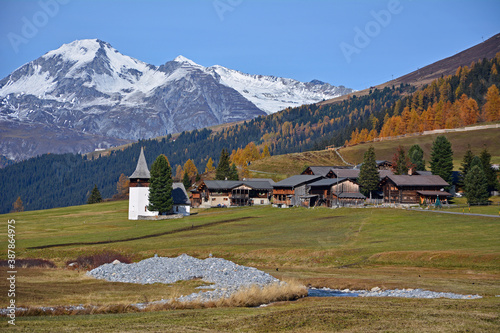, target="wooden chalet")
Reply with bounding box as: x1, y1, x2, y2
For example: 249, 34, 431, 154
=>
309, 178, 366, 207
272, 175, 323, 207
192, 179, 274, 208
379, 174, 450, 204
